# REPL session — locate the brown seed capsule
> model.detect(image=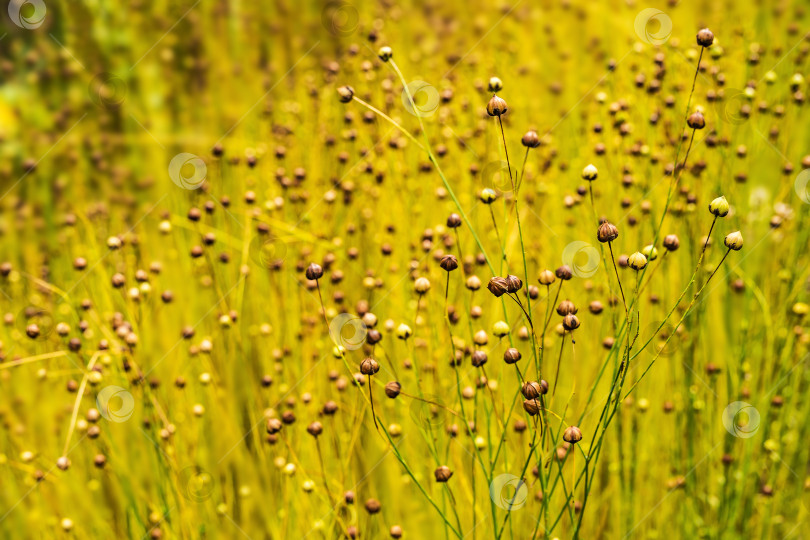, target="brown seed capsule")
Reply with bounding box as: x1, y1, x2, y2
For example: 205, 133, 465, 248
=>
385, 381, 401, 398
563, 426, 583, 444
390, 525, 403, 539
505, 275, 523, 293
487, 277, 509, 297
360, 358, 380, 375
563, 314, 580, 331
687, 111, 705, 129
364, 498, 382, 514
471, 350, 488, 367
696, 28, 714, 48
446, 213, 462, 228
523, 399, 541, 416
555, 266, 573, 280
597, 222, 619, 243
503, 348, 522, 364
521, 130, 540, 148
589, 301, 604, 314
521, 381, 545, 399
486, 95, 508, 117
556, 300, 577, 316
337, 85, 355, 103
440, 255, 459, 272
307, 421, 323, 437
266, 418, 282, 434
305, 263, 323, 280
663, 234, 680, 251
434, 465, 453, 482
